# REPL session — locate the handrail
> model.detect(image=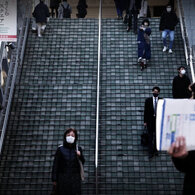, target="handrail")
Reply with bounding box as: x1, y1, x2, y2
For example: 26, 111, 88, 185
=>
177, 0, 195, 82
0, 18, 30, 154
95, 0, 102, 194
